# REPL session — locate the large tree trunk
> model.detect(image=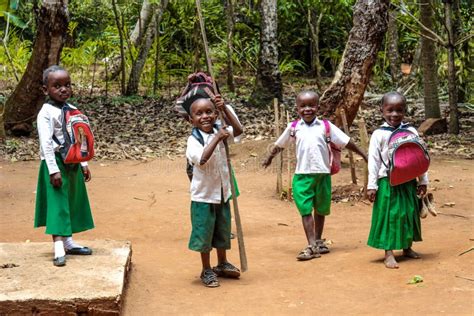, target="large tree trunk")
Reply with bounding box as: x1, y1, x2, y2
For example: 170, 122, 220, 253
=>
319, 0, 389, 127
130, 0, 153, 47
225, 0, 235, 92
251, 0, 282, 106
444, 0, 459, 134
387, 7, 401, 85
4, 0, 69, 136
420, 0, 441, 119
125, 0, 168, 96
